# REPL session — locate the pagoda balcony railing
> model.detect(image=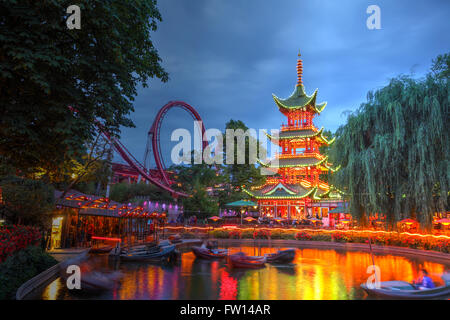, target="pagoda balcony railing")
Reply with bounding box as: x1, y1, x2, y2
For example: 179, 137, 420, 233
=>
284, 178, 330, 190
275, 152, 325, 159
280, 124, 318, 132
